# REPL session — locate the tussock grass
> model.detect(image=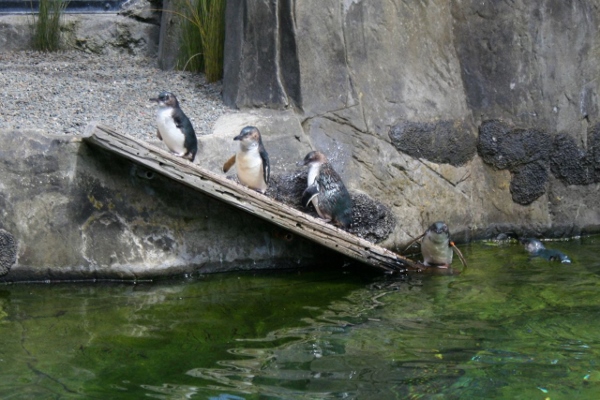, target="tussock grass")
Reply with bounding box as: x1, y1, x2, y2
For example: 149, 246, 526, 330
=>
30, 0, 68, 52
175, 0, 225, 82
